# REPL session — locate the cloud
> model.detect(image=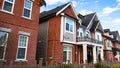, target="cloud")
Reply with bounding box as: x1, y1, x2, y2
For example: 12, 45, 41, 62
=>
117, 0, 120, 2
71, 1, 77, 7
45, 0, 70, 5
95, 0, 99, 3
102, 7, 120, 15
112, 18, 120, 25
79, 10, 93, 15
